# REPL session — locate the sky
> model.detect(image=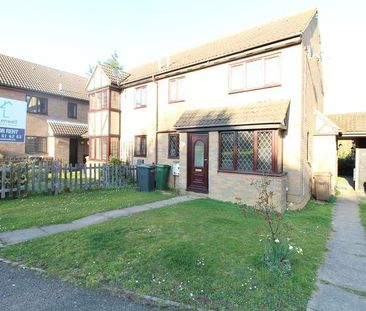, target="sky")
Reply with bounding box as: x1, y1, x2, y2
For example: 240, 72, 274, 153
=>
0, 0, 365, 113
